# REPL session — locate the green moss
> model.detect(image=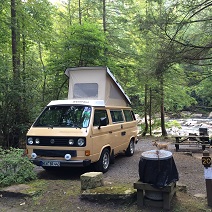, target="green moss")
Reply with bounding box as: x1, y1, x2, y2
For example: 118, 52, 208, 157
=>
24, 179, 46, 196
83, 184, 135, 195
